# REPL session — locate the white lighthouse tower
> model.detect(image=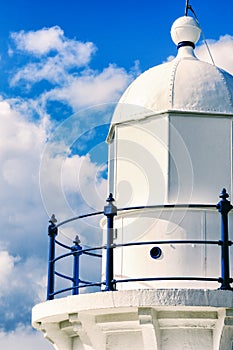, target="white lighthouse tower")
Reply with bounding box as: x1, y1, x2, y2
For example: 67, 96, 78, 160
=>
32, 13, 233, 350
